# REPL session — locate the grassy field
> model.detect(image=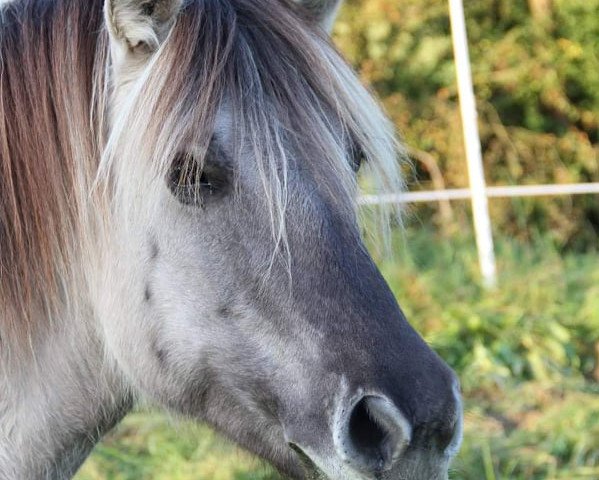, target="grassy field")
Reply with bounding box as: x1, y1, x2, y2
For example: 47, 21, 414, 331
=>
76, 228, 599, 480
